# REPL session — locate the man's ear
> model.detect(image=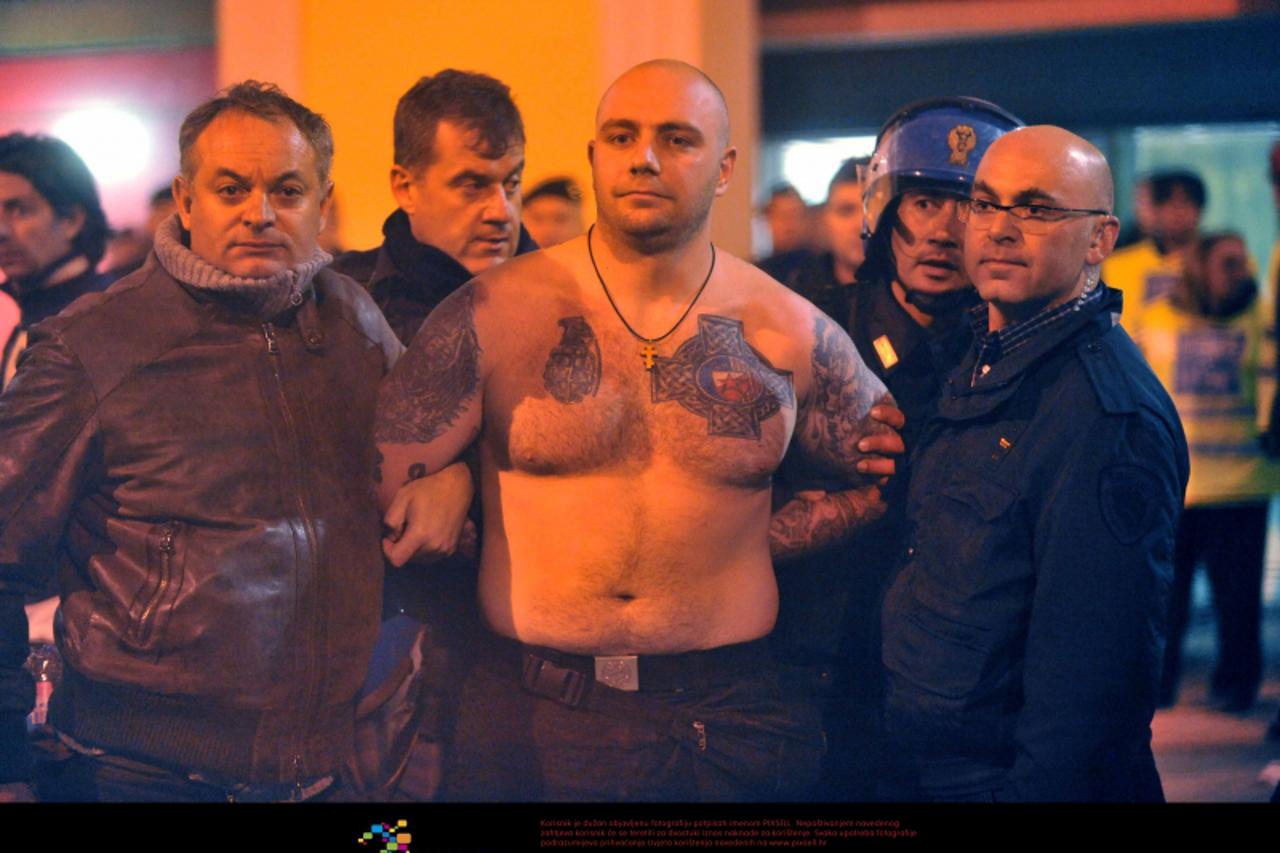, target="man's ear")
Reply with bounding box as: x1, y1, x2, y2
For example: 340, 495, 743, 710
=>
173, 175, 193, 231
715, 146, 737, 197
1086, 215, 1120, 266
389, 165, 416, 214
319, 180, 335, 230
586, 138, 595, 169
